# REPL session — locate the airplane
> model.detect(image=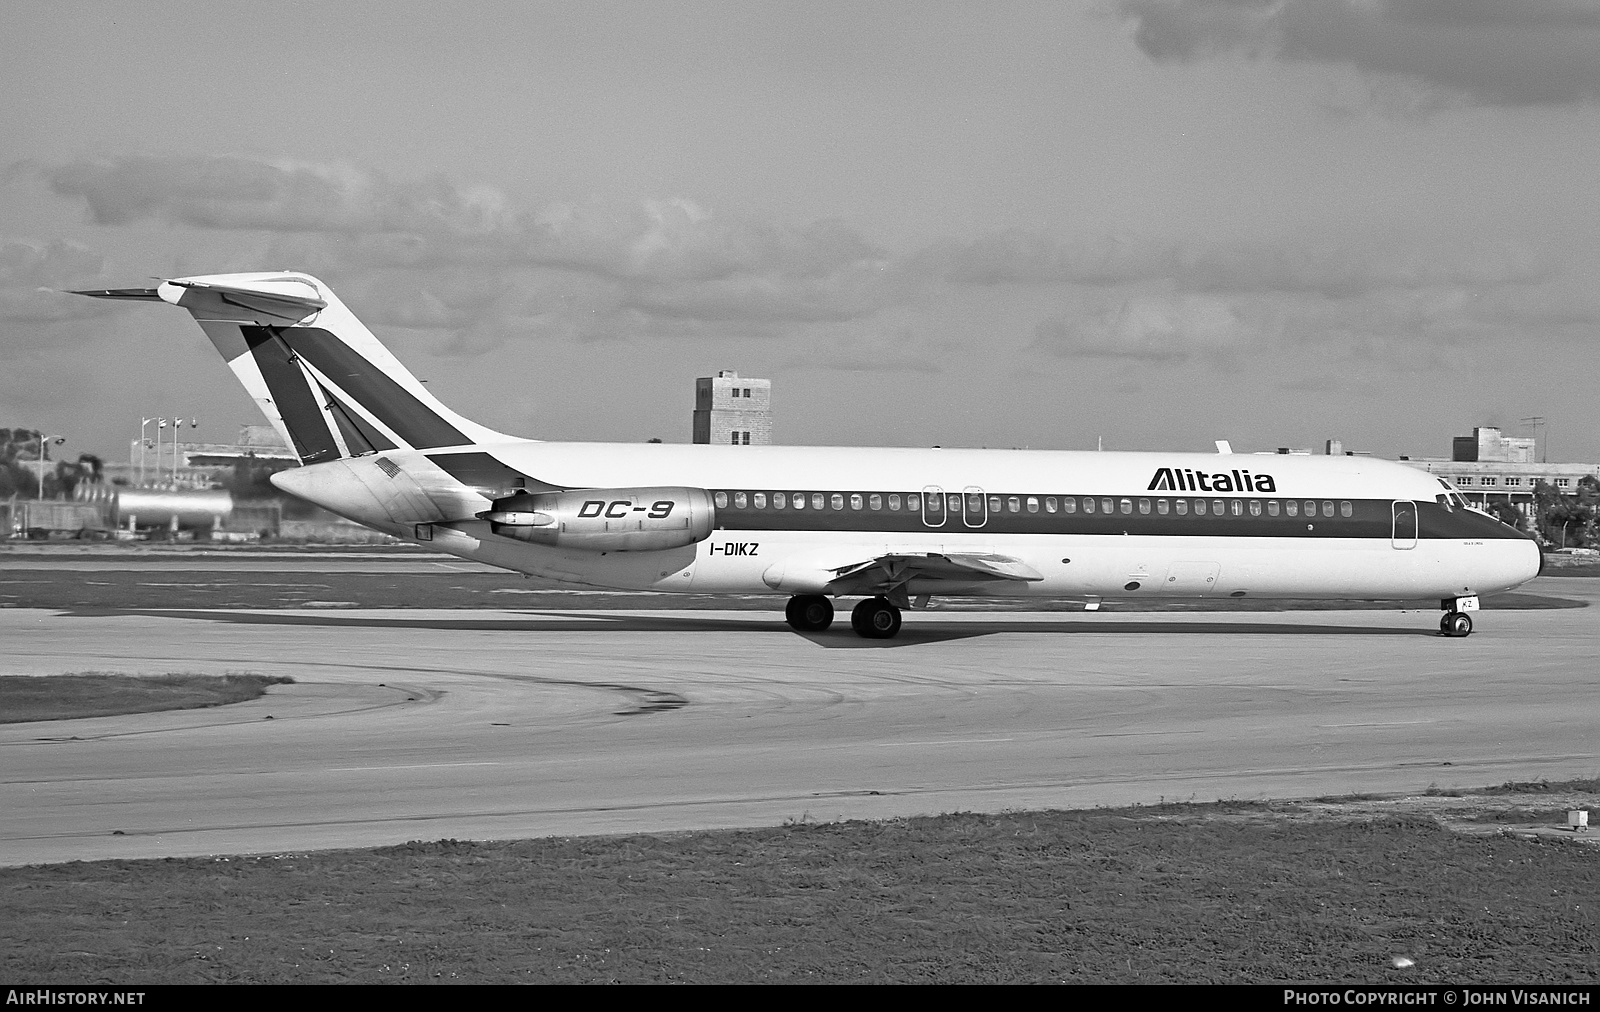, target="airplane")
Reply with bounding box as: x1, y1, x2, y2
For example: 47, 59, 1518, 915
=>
74, 272, 1542, 639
